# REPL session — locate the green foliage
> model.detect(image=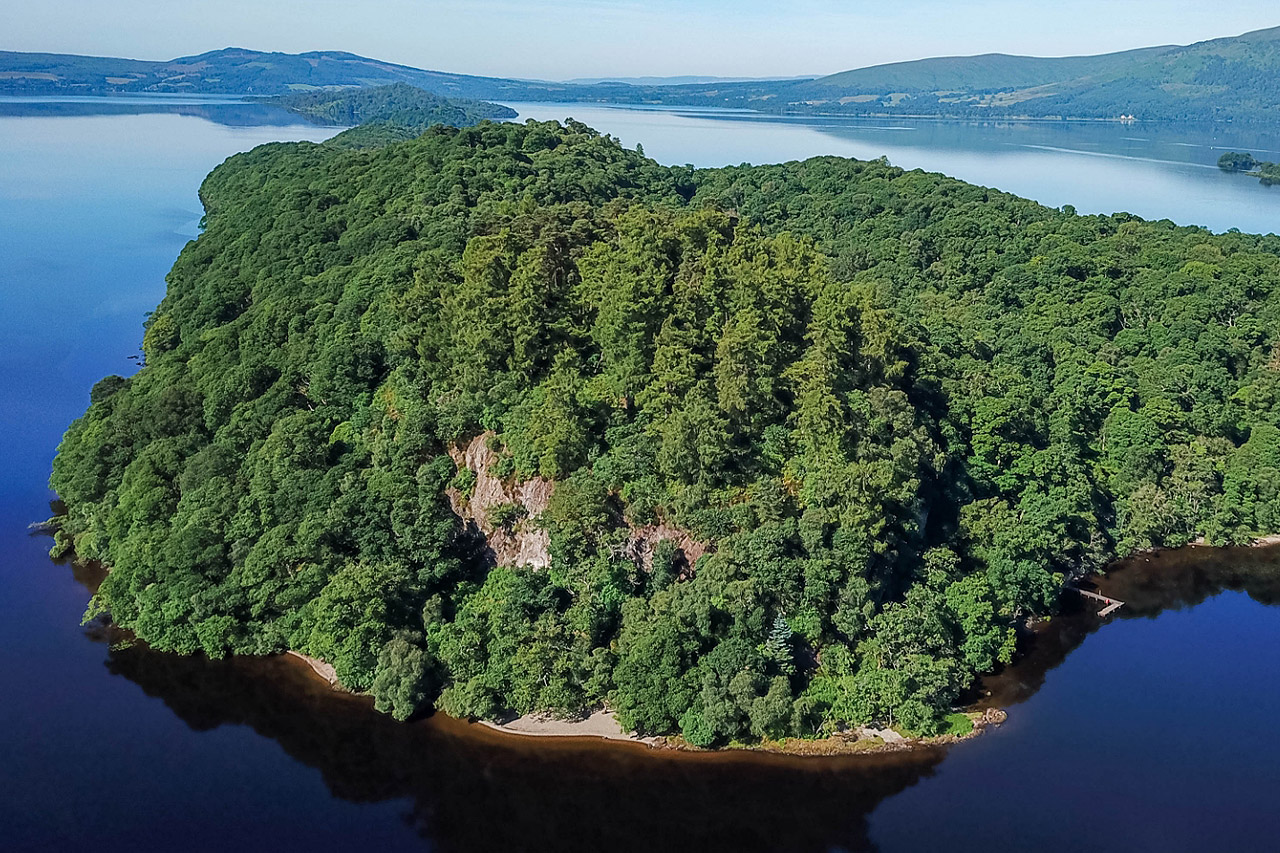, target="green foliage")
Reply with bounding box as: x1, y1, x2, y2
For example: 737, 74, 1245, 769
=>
1218, 151, 1280, 186
451, 466, 478, 501
51, 119, 1280, 742
941, 712, 975, 737
1219, 151, 1260, 172
372, 636, 435, 720
263, 83, 516, 146
432, 566, 605, 719
489, 501, 525, 529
